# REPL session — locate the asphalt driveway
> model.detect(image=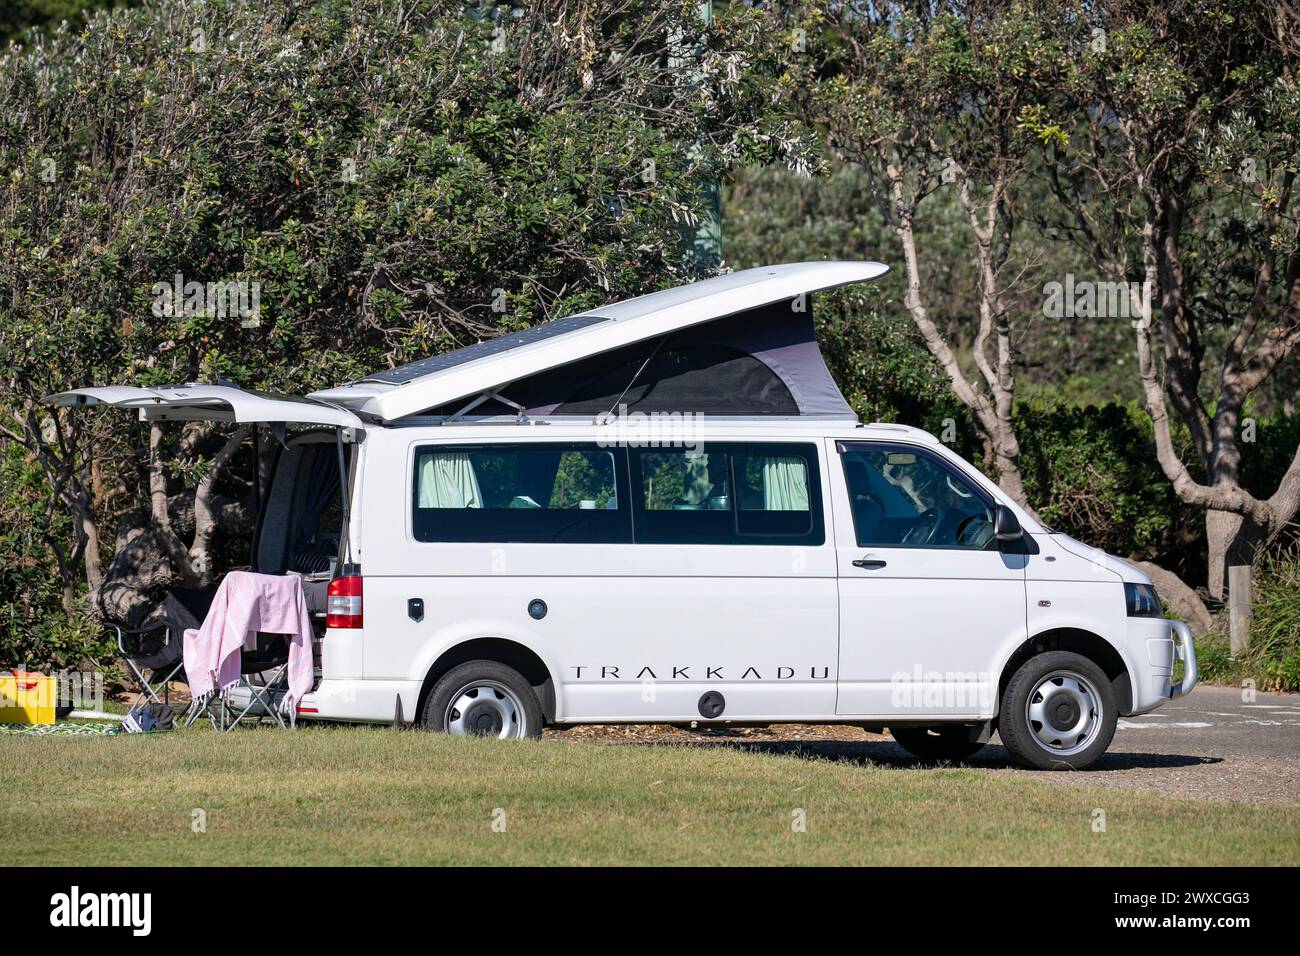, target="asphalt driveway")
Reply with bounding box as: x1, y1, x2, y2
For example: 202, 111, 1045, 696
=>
958, 684, 1300, 806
